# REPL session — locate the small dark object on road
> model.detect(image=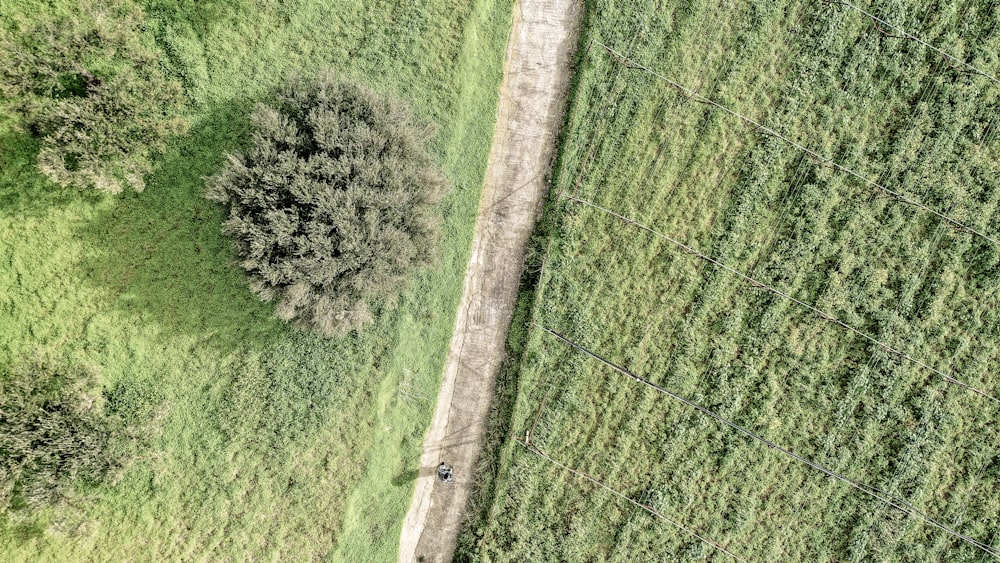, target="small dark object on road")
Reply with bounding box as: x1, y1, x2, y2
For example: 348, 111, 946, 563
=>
437, 463, 454, 483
